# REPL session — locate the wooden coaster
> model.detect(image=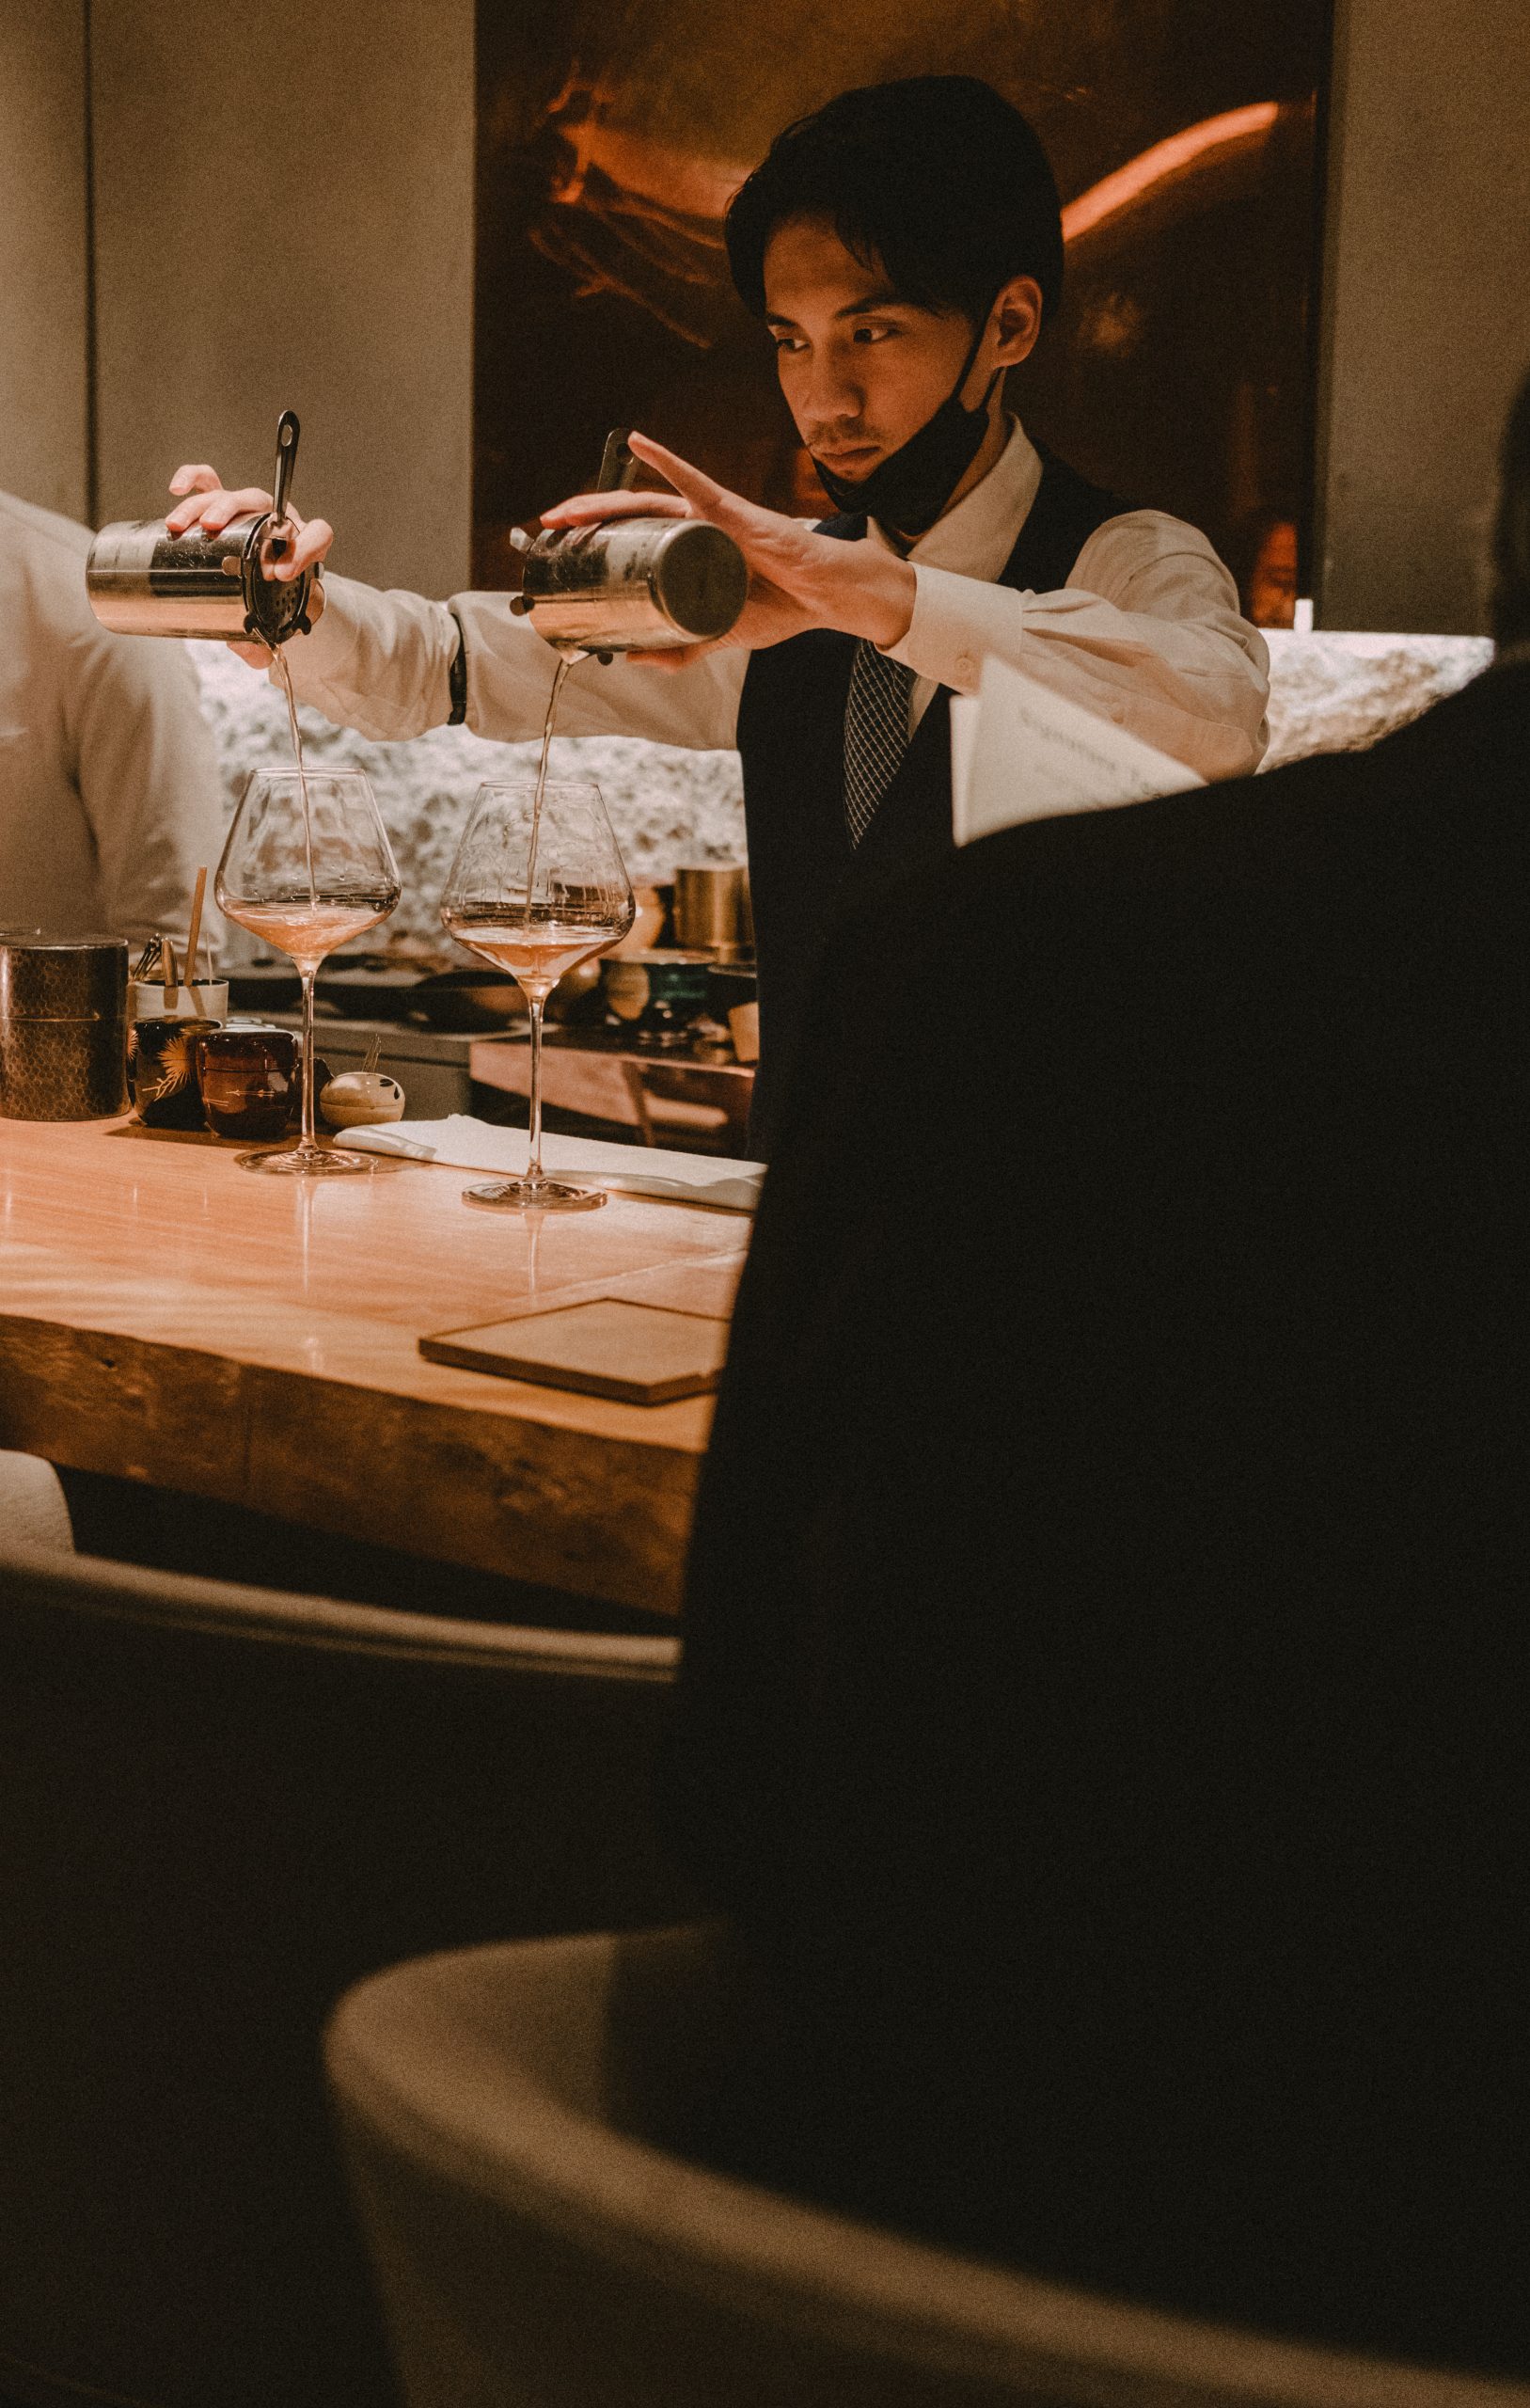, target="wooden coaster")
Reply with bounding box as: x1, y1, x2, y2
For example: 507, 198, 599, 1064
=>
419, 1296, 730, 1404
